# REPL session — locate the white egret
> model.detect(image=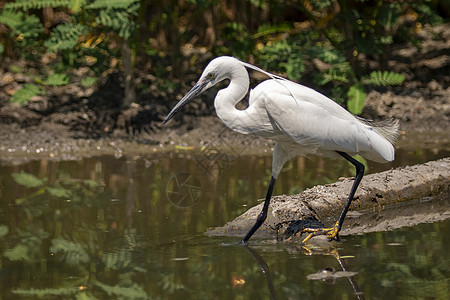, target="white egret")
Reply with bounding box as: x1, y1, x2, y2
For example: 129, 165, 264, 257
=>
164, 56, 399, 244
